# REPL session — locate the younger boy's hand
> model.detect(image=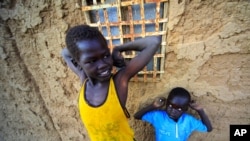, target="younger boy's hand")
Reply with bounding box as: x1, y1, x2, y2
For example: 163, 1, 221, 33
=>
153, 97, 166, 108
189, 100, 203, 111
